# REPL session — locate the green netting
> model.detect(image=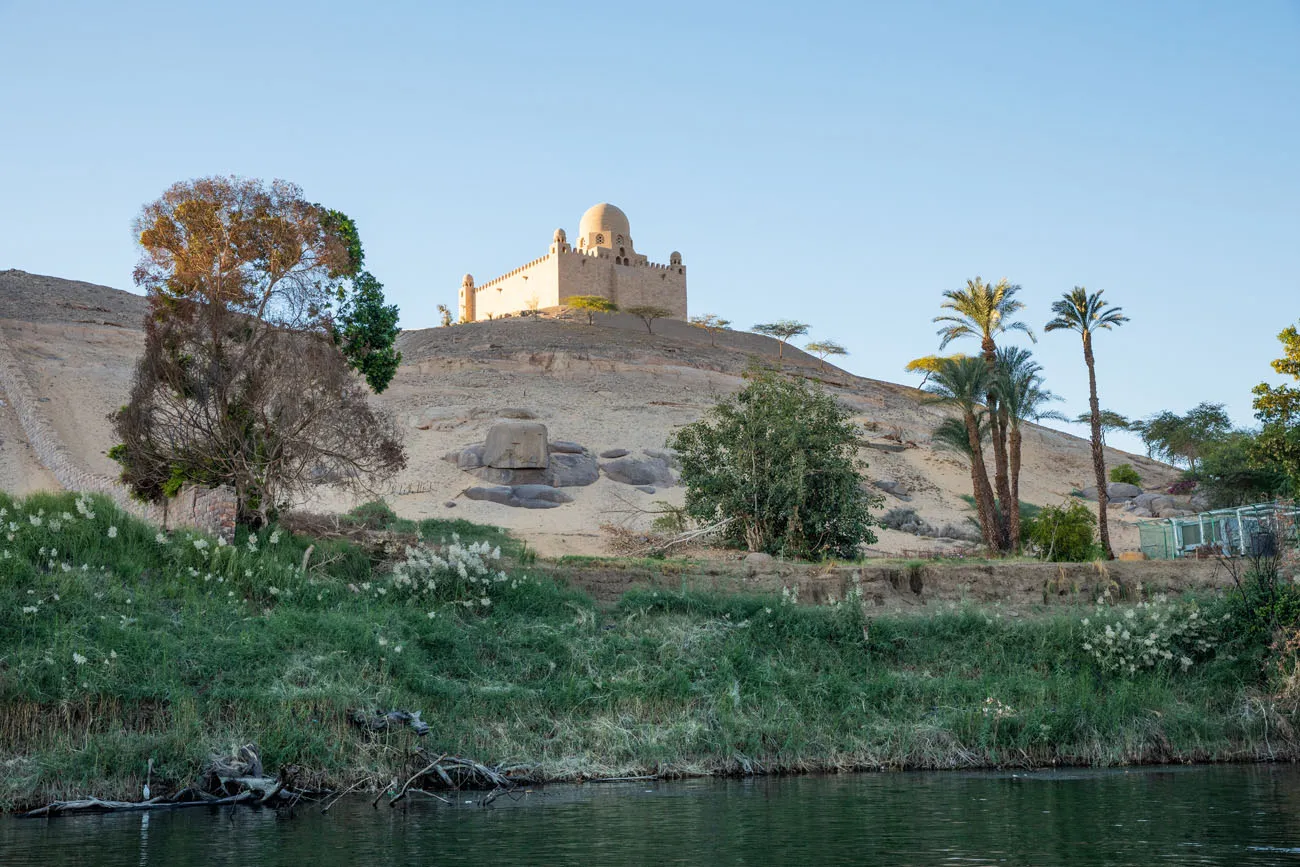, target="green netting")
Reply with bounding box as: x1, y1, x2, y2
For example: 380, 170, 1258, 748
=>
1138, 503, 1300, 560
